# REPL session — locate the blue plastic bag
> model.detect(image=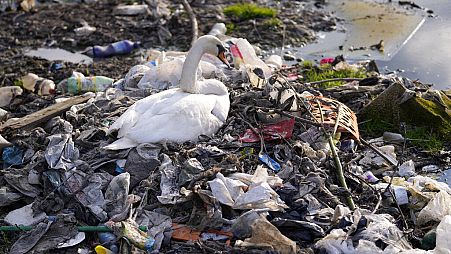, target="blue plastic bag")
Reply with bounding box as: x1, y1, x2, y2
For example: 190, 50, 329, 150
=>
2, 146, 23, 168
258, 152, 281, 172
